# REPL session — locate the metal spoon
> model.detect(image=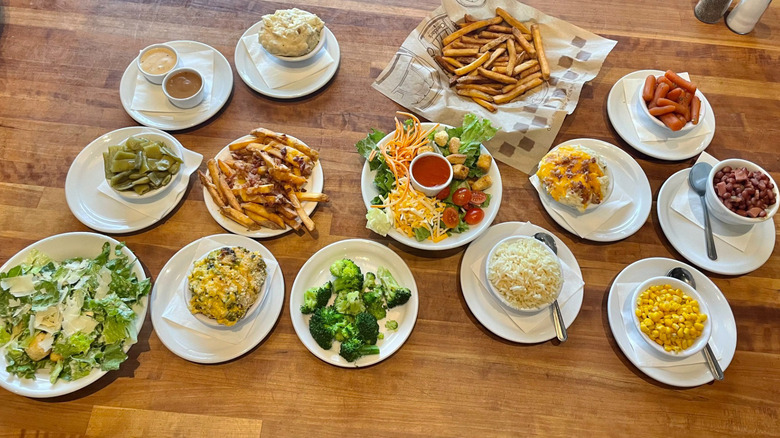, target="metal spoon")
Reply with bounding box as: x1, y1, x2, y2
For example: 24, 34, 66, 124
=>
688, 162, 718, 260
666, 266, 724, 381
533, 232, 567, 343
